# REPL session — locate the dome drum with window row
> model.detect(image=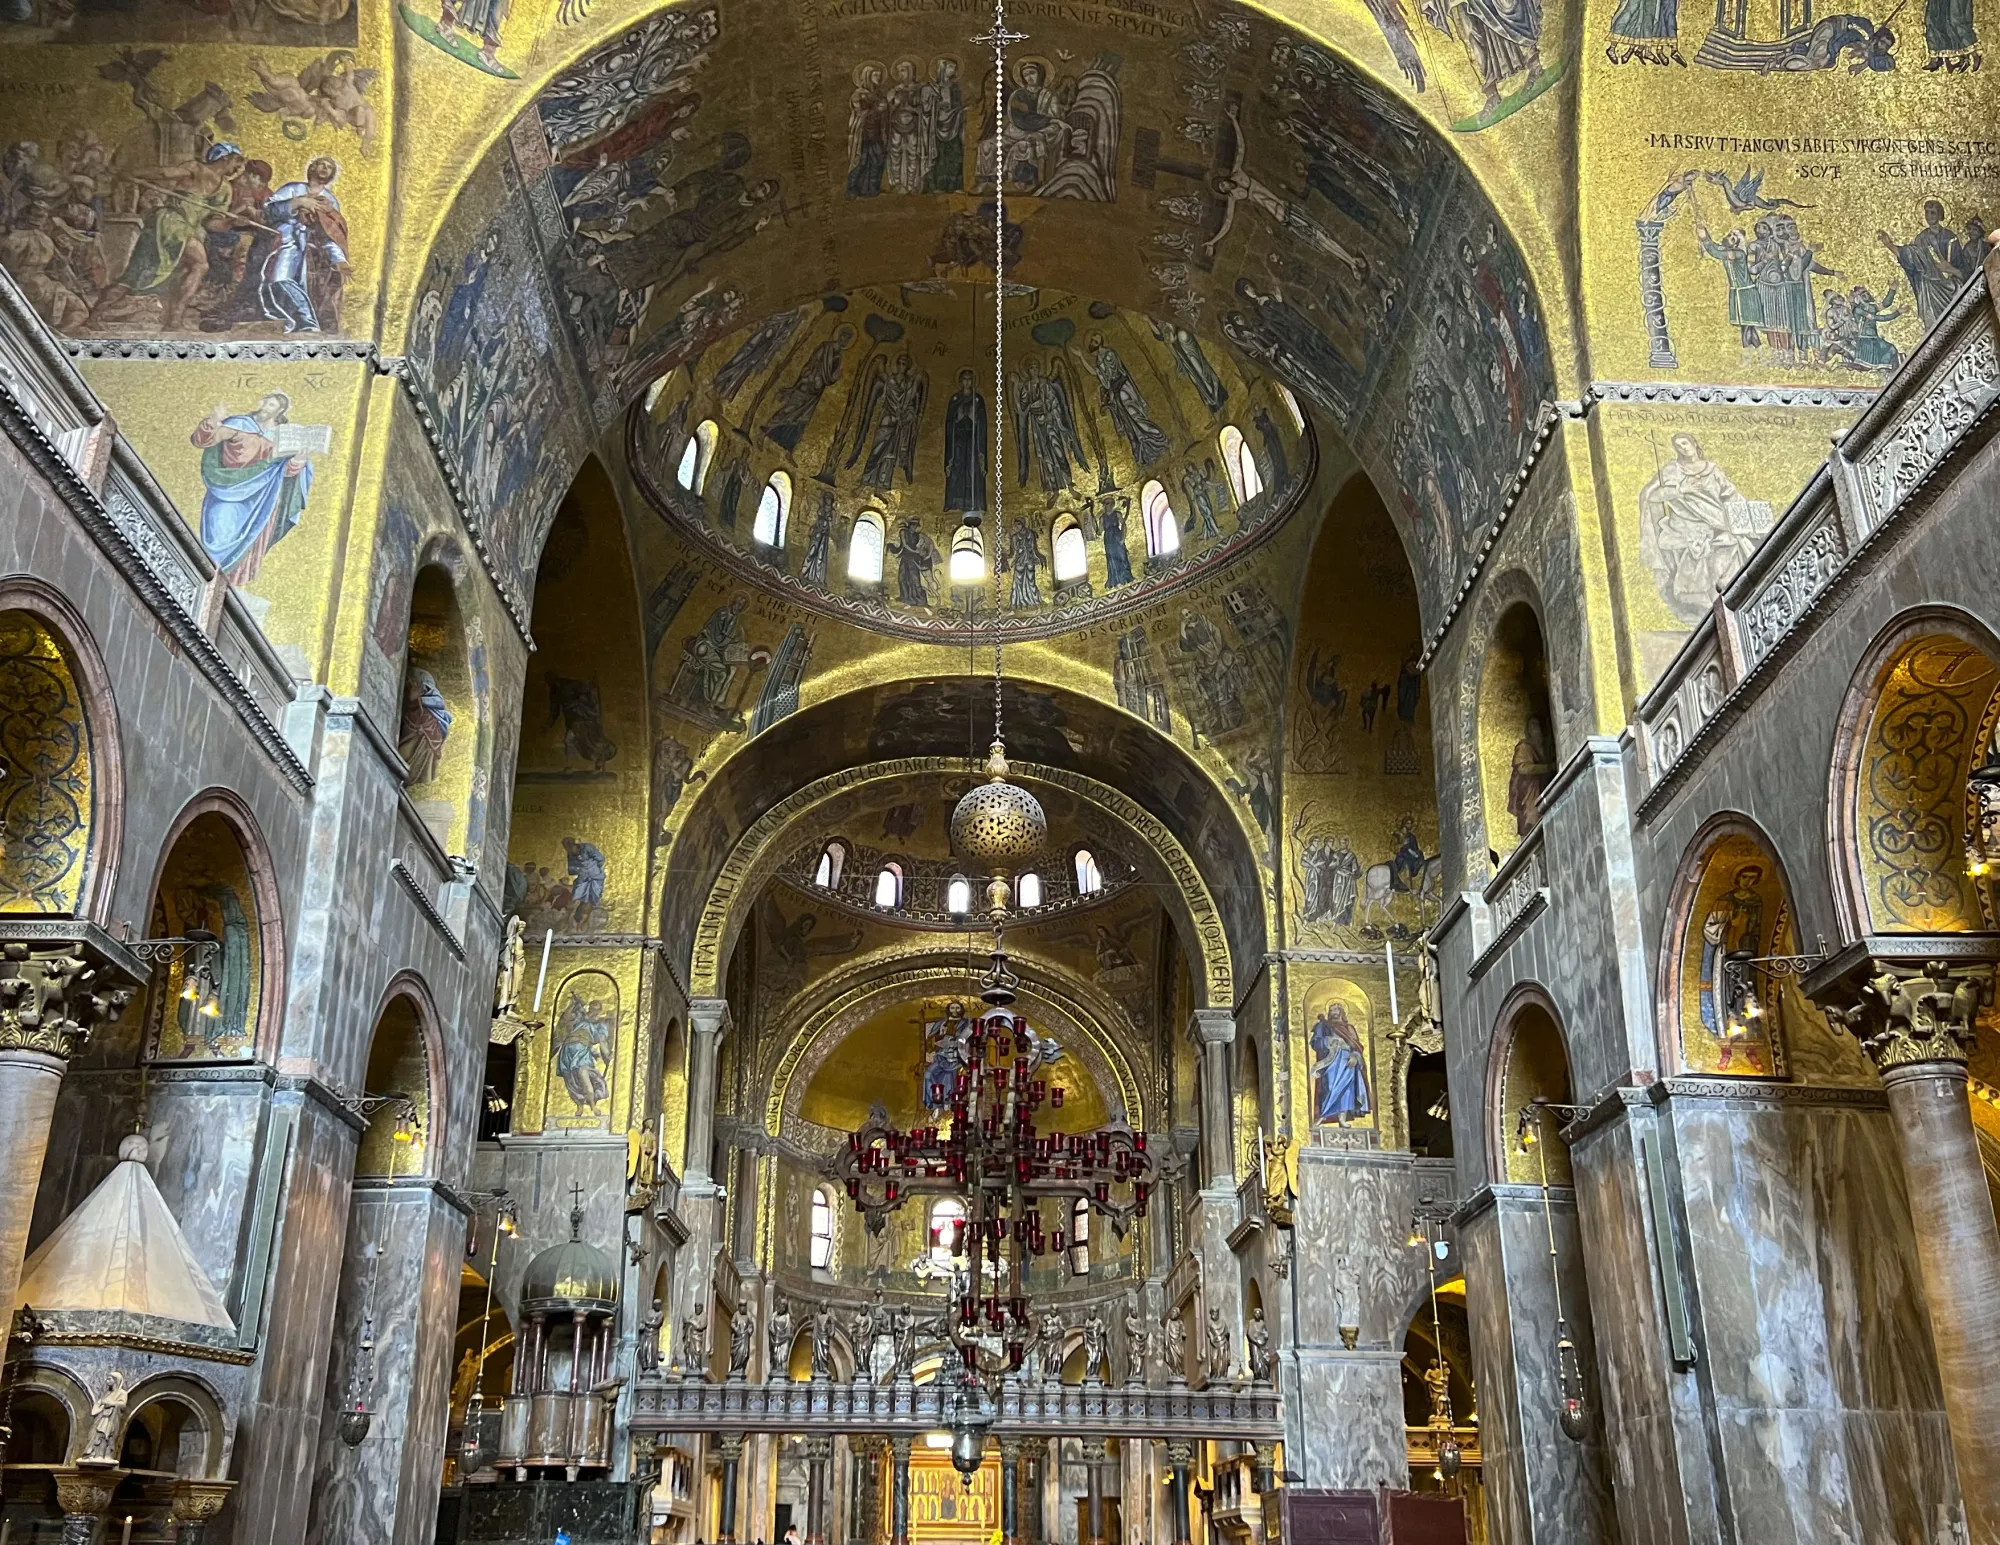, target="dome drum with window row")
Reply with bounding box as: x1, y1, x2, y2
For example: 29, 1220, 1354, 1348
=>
799, 838, 1119, 923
